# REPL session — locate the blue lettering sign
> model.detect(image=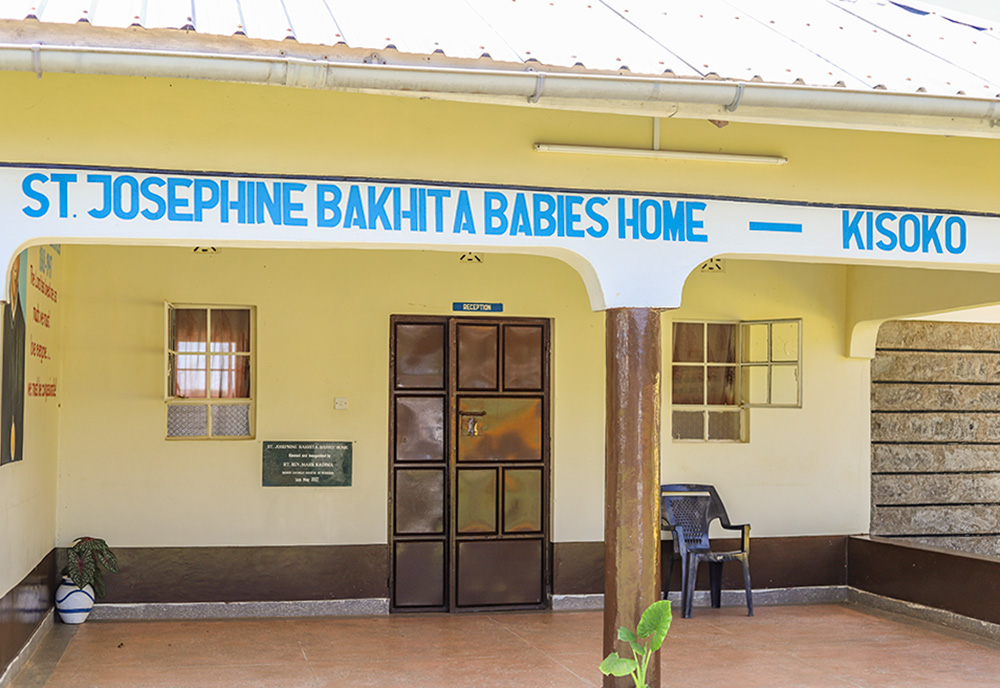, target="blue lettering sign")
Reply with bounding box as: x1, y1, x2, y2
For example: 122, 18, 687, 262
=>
141, 177, 166, 220
21, 173, 49, 218
842, 209, 966, 255
484, 191, 508, 235
453, 190, 476, 234
316, 184, 342, 227
87, 174, 112, 219
585, 197, 609, 238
